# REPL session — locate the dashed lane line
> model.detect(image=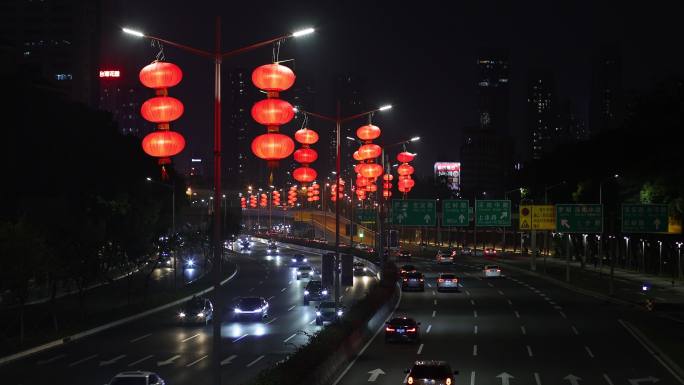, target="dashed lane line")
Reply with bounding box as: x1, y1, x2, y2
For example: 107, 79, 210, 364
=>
186, 354, 208, 367
432, 310, 436, 318
246, 355, 264, 367
470, 299, 476, 306
181, 333, 200, 342
527, 345, 533, 357
472, 344, 478, 356
474, 325, 478, 334
471, 371, 476, 385
602, 373, 614, 385
498, 290, 505, 295
432, 290, 436, 296
265, 317, 278, 325
426, 325, 432, 334
68, 354, 98, 367
560, 311, 567, 319
571, 326, 579, 335
128, 354, 154, 367
233, 334, 249, 343
417, 343, 424, 355
267, 296, 275, 300
221, 355, 237, 366
514, 310, 520, 318
465, 290, 471, 296
280, 287, 287, 292
37, 354, 66, 365
130, 333, 152, 343
288, 305, 296, 311
585, 346, 595, 358
507, 299, 513, 305
473, 310, 478, 318
283, 333, 297, 343
309, 319, 316, 325
434, 299, 437, 305
534, 372, 542, 385
521, 326, 527, 335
